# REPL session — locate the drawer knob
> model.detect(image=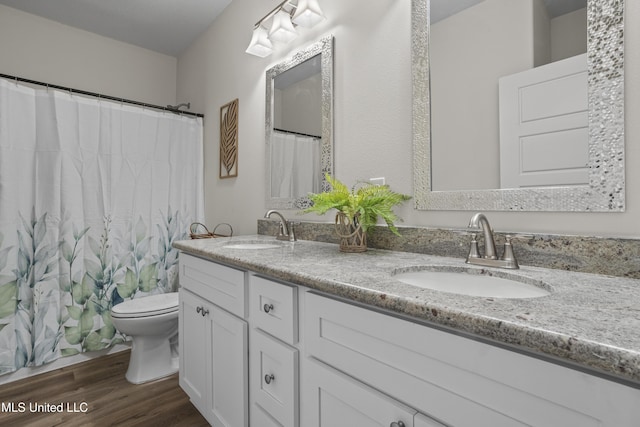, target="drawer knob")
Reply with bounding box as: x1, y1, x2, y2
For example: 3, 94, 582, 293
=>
264, 374, 275, 384
263, 303, 274, 313
390, 422, 405, 427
